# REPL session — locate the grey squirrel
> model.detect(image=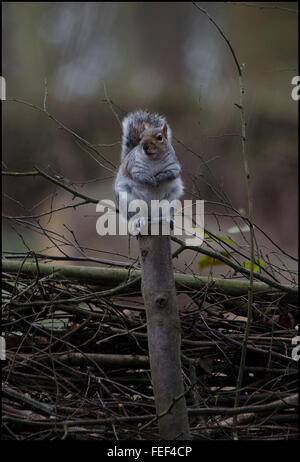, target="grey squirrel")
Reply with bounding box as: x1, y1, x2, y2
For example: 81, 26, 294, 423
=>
114, 110, 184, 230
